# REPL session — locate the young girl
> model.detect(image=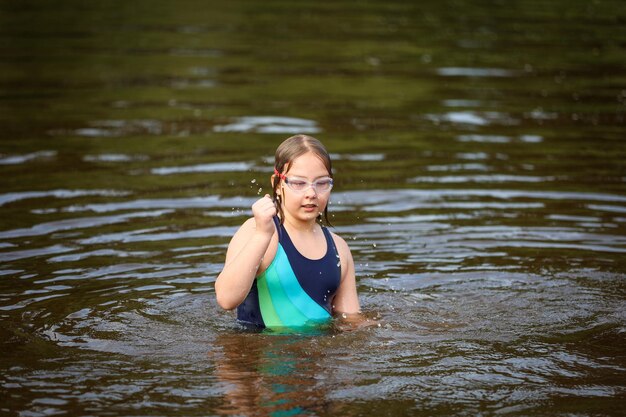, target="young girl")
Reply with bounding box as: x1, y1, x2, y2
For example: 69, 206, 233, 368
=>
215, 134, 361, 329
